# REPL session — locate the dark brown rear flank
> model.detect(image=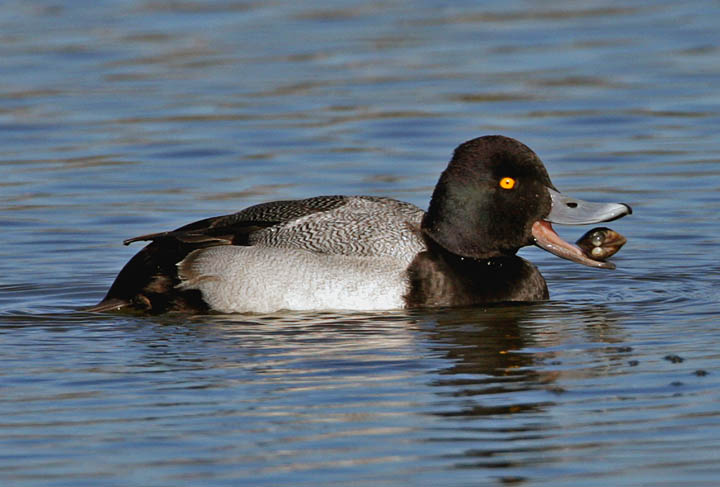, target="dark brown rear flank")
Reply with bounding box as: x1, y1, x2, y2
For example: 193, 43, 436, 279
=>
88, 196, 350, 313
